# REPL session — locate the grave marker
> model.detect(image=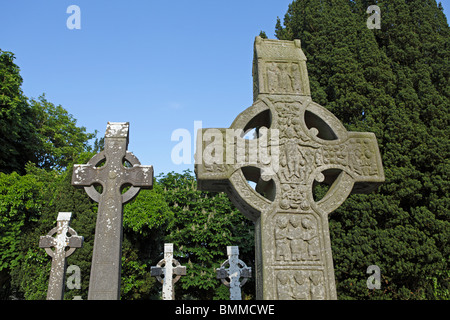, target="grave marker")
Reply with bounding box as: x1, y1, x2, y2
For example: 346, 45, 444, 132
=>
195, 37, 384, 299
151, 243, 186, 300
216, 246, 251, 300
39, 212, 83, 300
72, 122, 153, 300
